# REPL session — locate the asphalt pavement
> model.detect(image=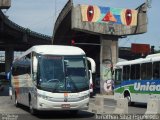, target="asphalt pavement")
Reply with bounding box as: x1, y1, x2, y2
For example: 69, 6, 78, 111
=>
0, 86, 148, 120
0, 96, 95, 120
